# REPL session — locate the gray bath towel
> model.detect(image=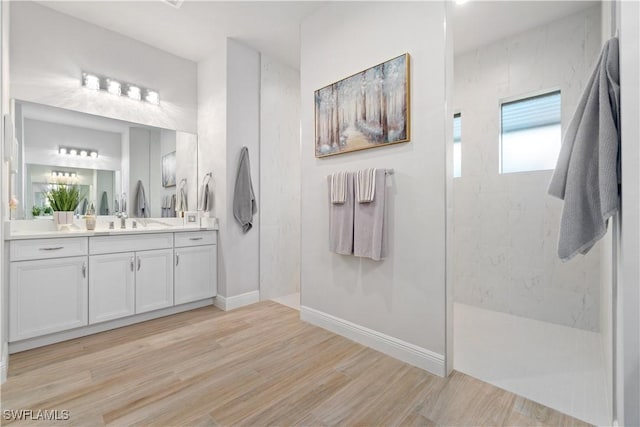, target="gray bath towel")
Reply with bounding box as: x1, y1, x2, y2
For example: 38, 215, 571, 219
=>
328, 172, 354, 255
233, 147, 257, 232
134, 180, 150, 218
548, 37, 620, 261
354, 169, 387, 261
99, 191, 109, 215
